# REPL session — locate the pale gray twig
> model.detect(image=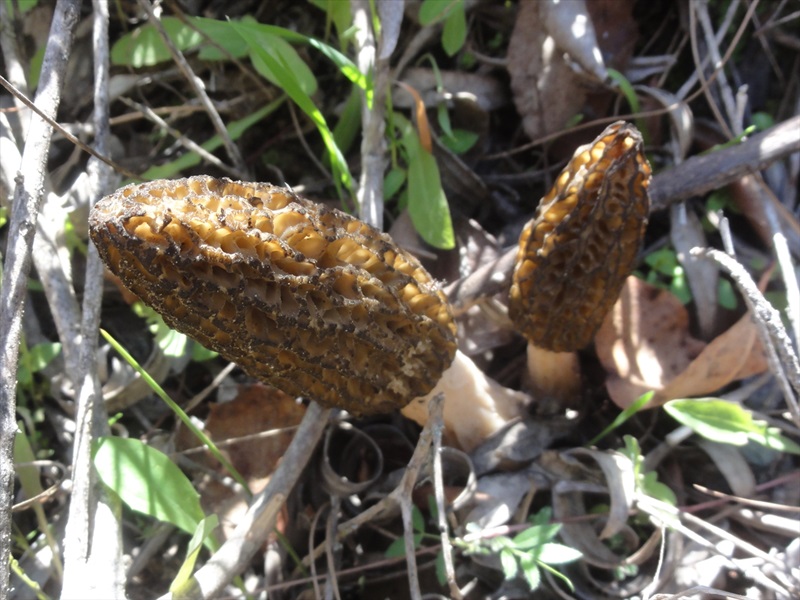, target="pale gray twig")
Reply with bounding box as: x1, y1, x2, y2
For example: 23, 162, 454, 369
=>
60, 1, 126, 597
432, 403, 463, 599
690, 247, 800, 427
0, 1, 82, 595
351, 0, 392, 230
